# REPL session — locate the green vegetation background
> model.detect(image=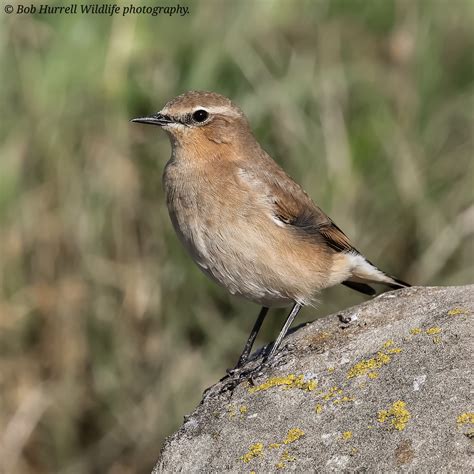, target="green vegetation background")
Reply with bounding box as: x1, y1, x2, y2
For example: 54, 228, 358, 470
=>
1, 0, 473, 472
